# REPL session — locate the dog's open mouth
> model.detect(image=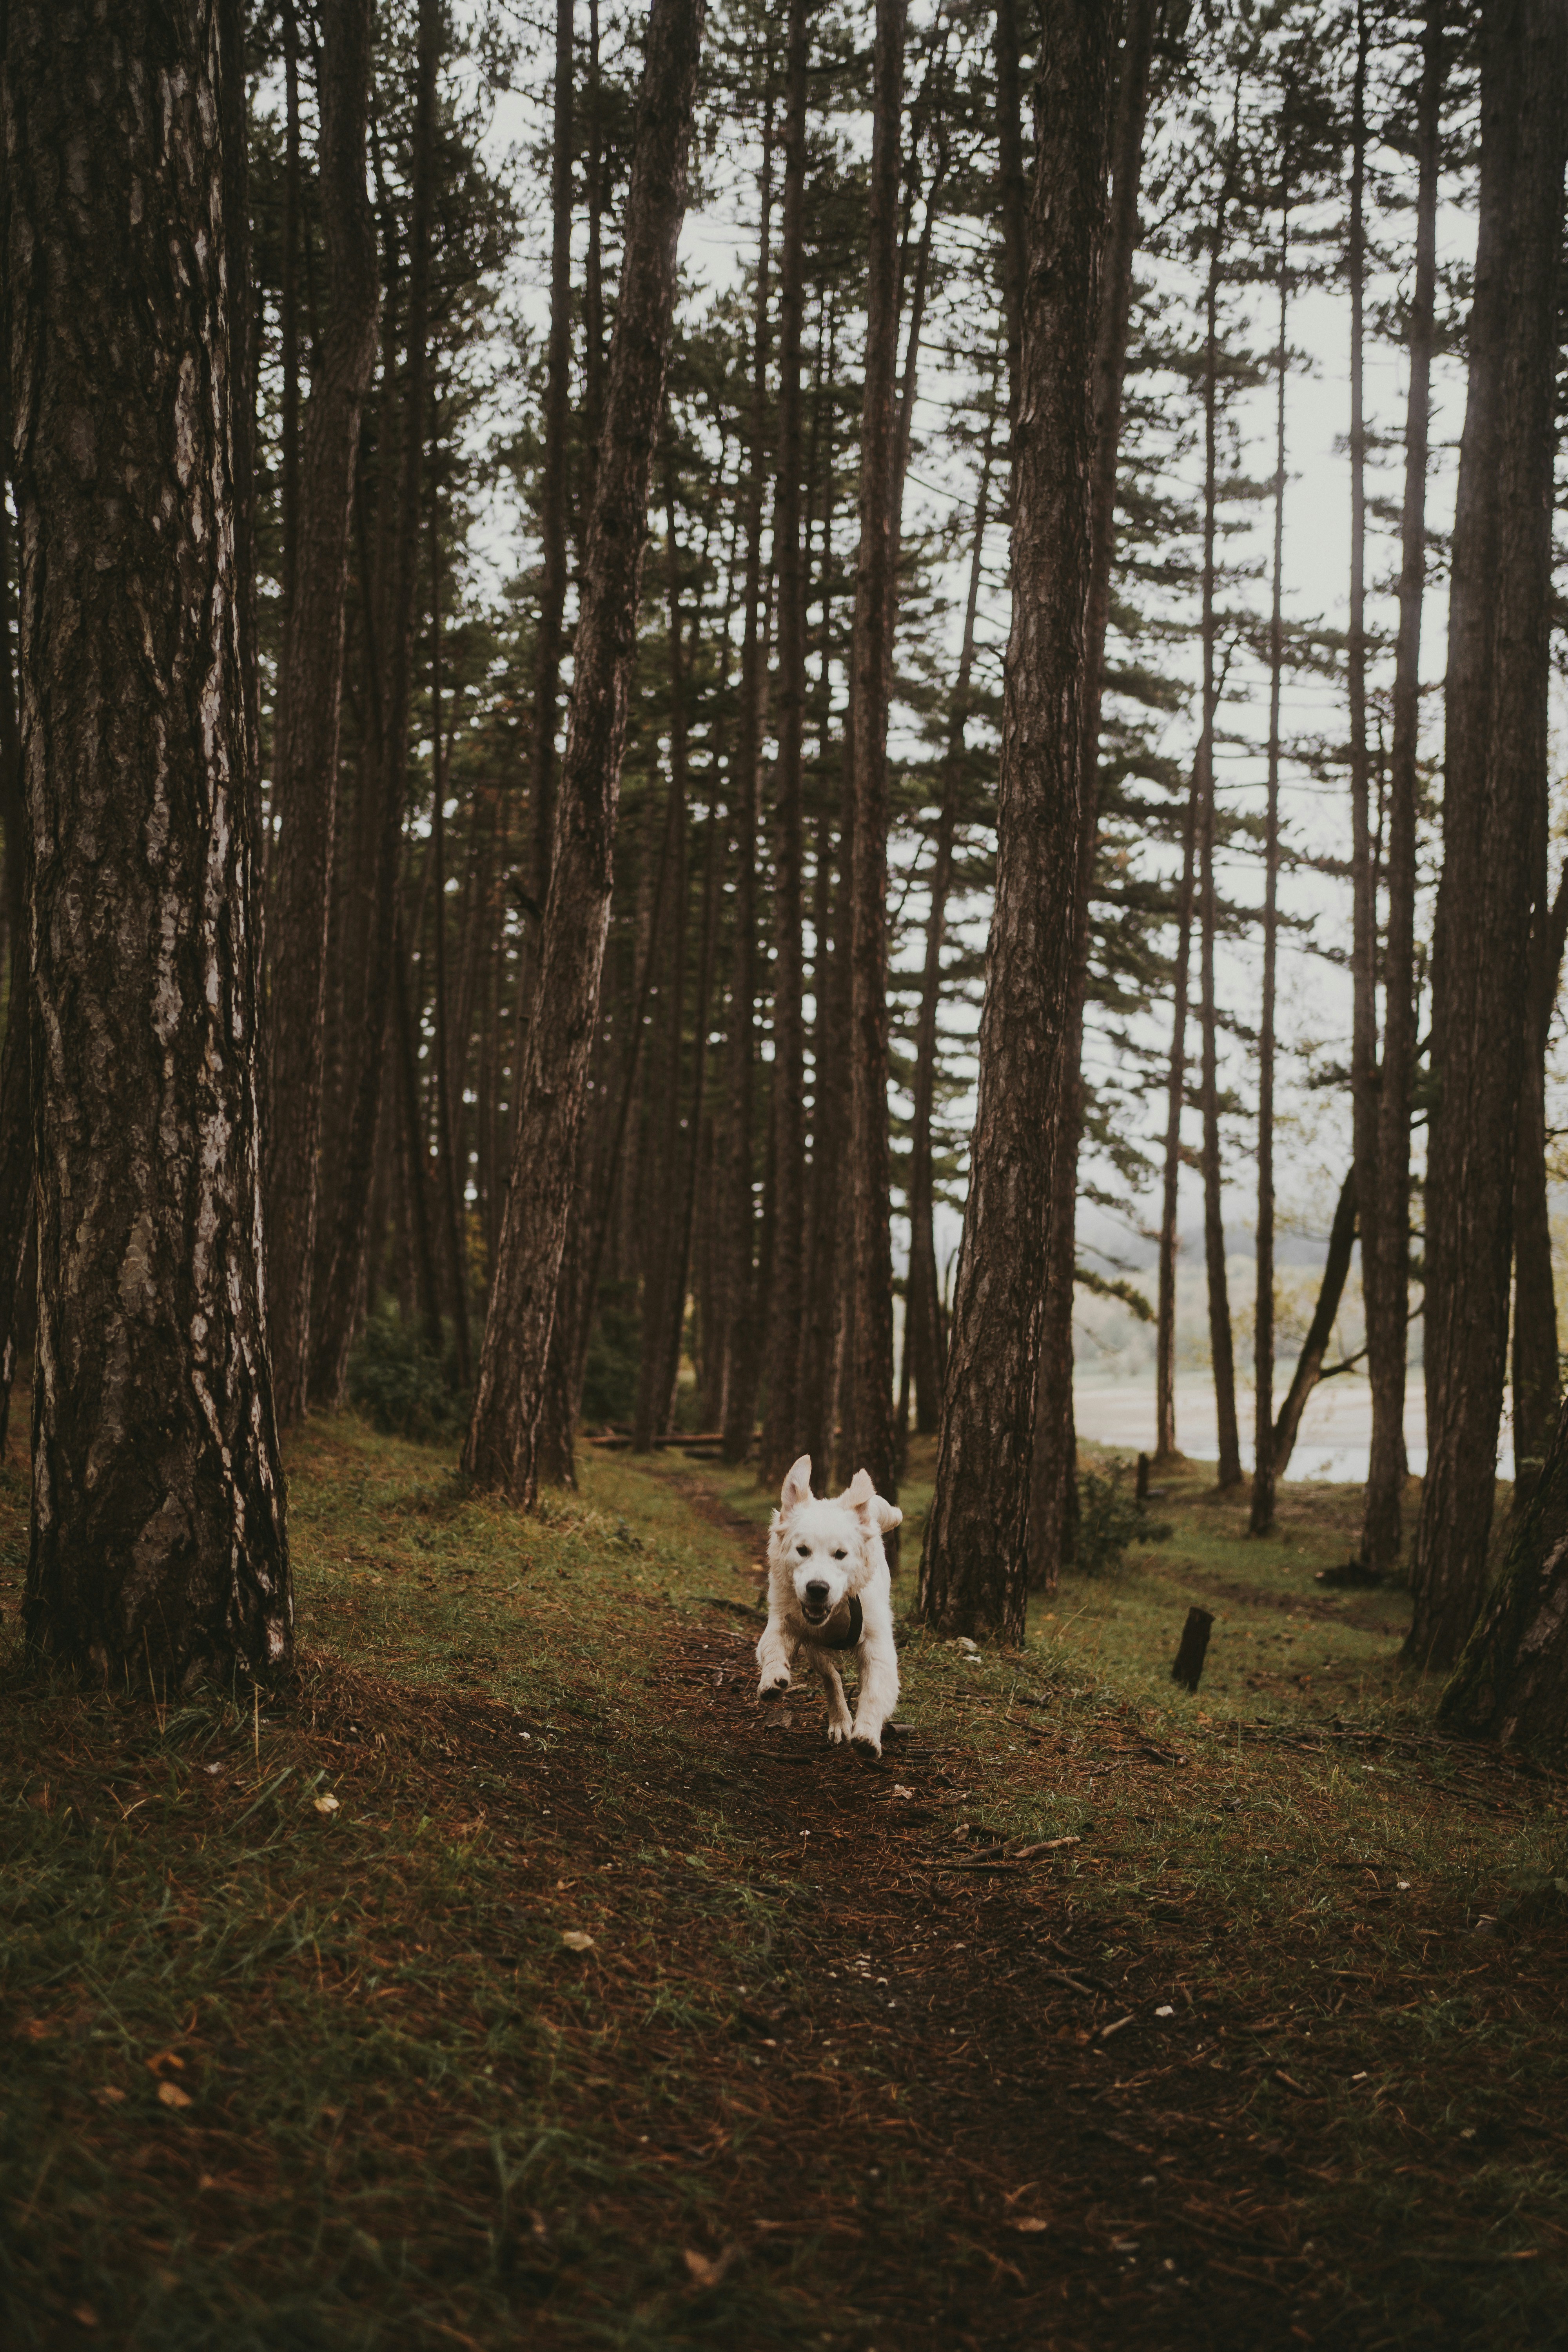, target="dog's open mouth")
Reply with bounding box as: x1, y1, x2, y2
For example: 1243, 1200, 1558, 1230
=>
801, 1603, 830, 1626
